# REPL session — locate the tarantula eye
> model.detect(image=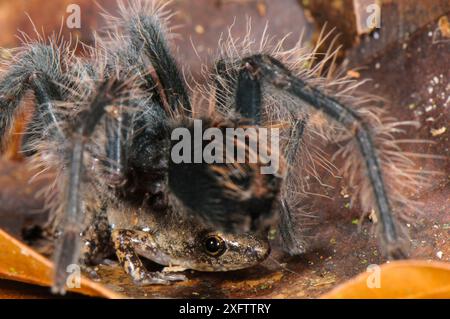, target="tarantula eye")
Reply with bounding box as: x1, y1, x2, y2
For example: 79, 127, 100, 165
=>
203, 235, 226, 257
